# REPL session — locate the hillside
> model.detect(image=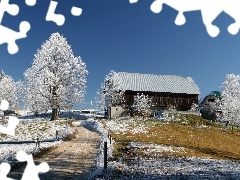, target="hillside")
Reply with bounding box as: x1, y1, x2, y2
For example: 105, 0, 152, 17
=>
95, 113, 240, 179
